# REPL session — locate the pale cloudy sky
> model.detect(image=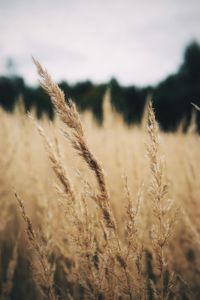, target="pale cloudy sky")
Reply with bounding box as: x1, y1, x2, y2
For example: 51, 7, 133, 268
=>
0, 0, 200, 86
